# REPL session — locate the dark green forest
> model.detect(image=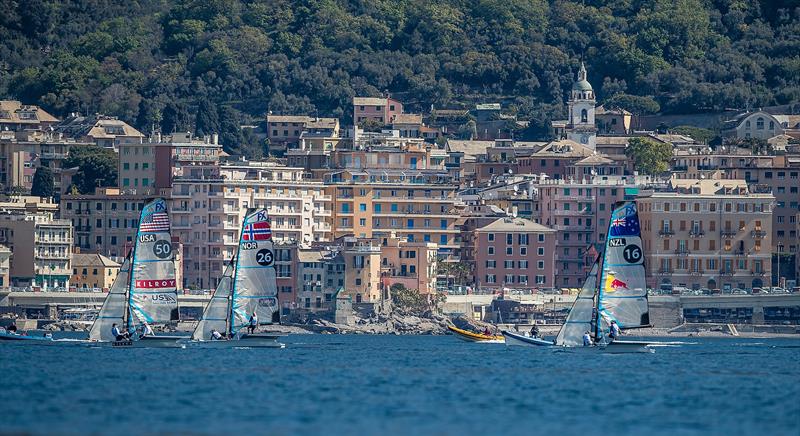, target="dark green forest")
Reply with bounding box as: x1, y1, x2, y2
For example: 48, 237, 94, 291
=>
1, 0, 798, 152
